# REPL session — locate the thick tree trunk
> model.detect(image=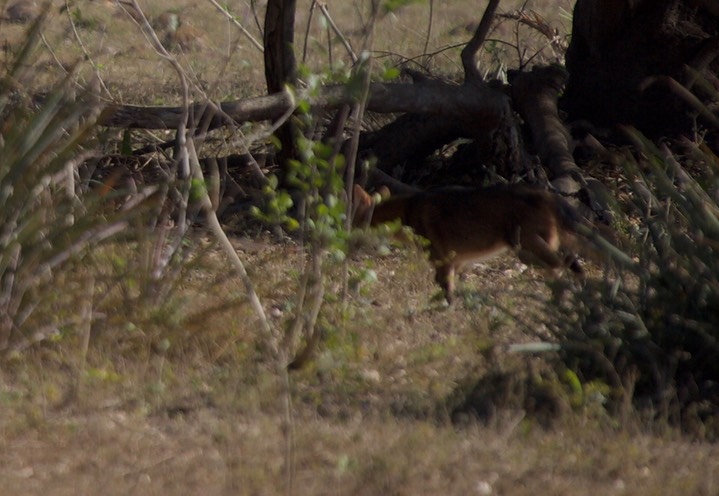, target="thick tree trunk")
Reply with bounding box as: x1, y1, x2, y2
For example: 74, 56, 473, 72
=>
510, 65, 582, 194
563, 0, 719, 141
263, 0, 299, 185
264, 0, 297, 94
